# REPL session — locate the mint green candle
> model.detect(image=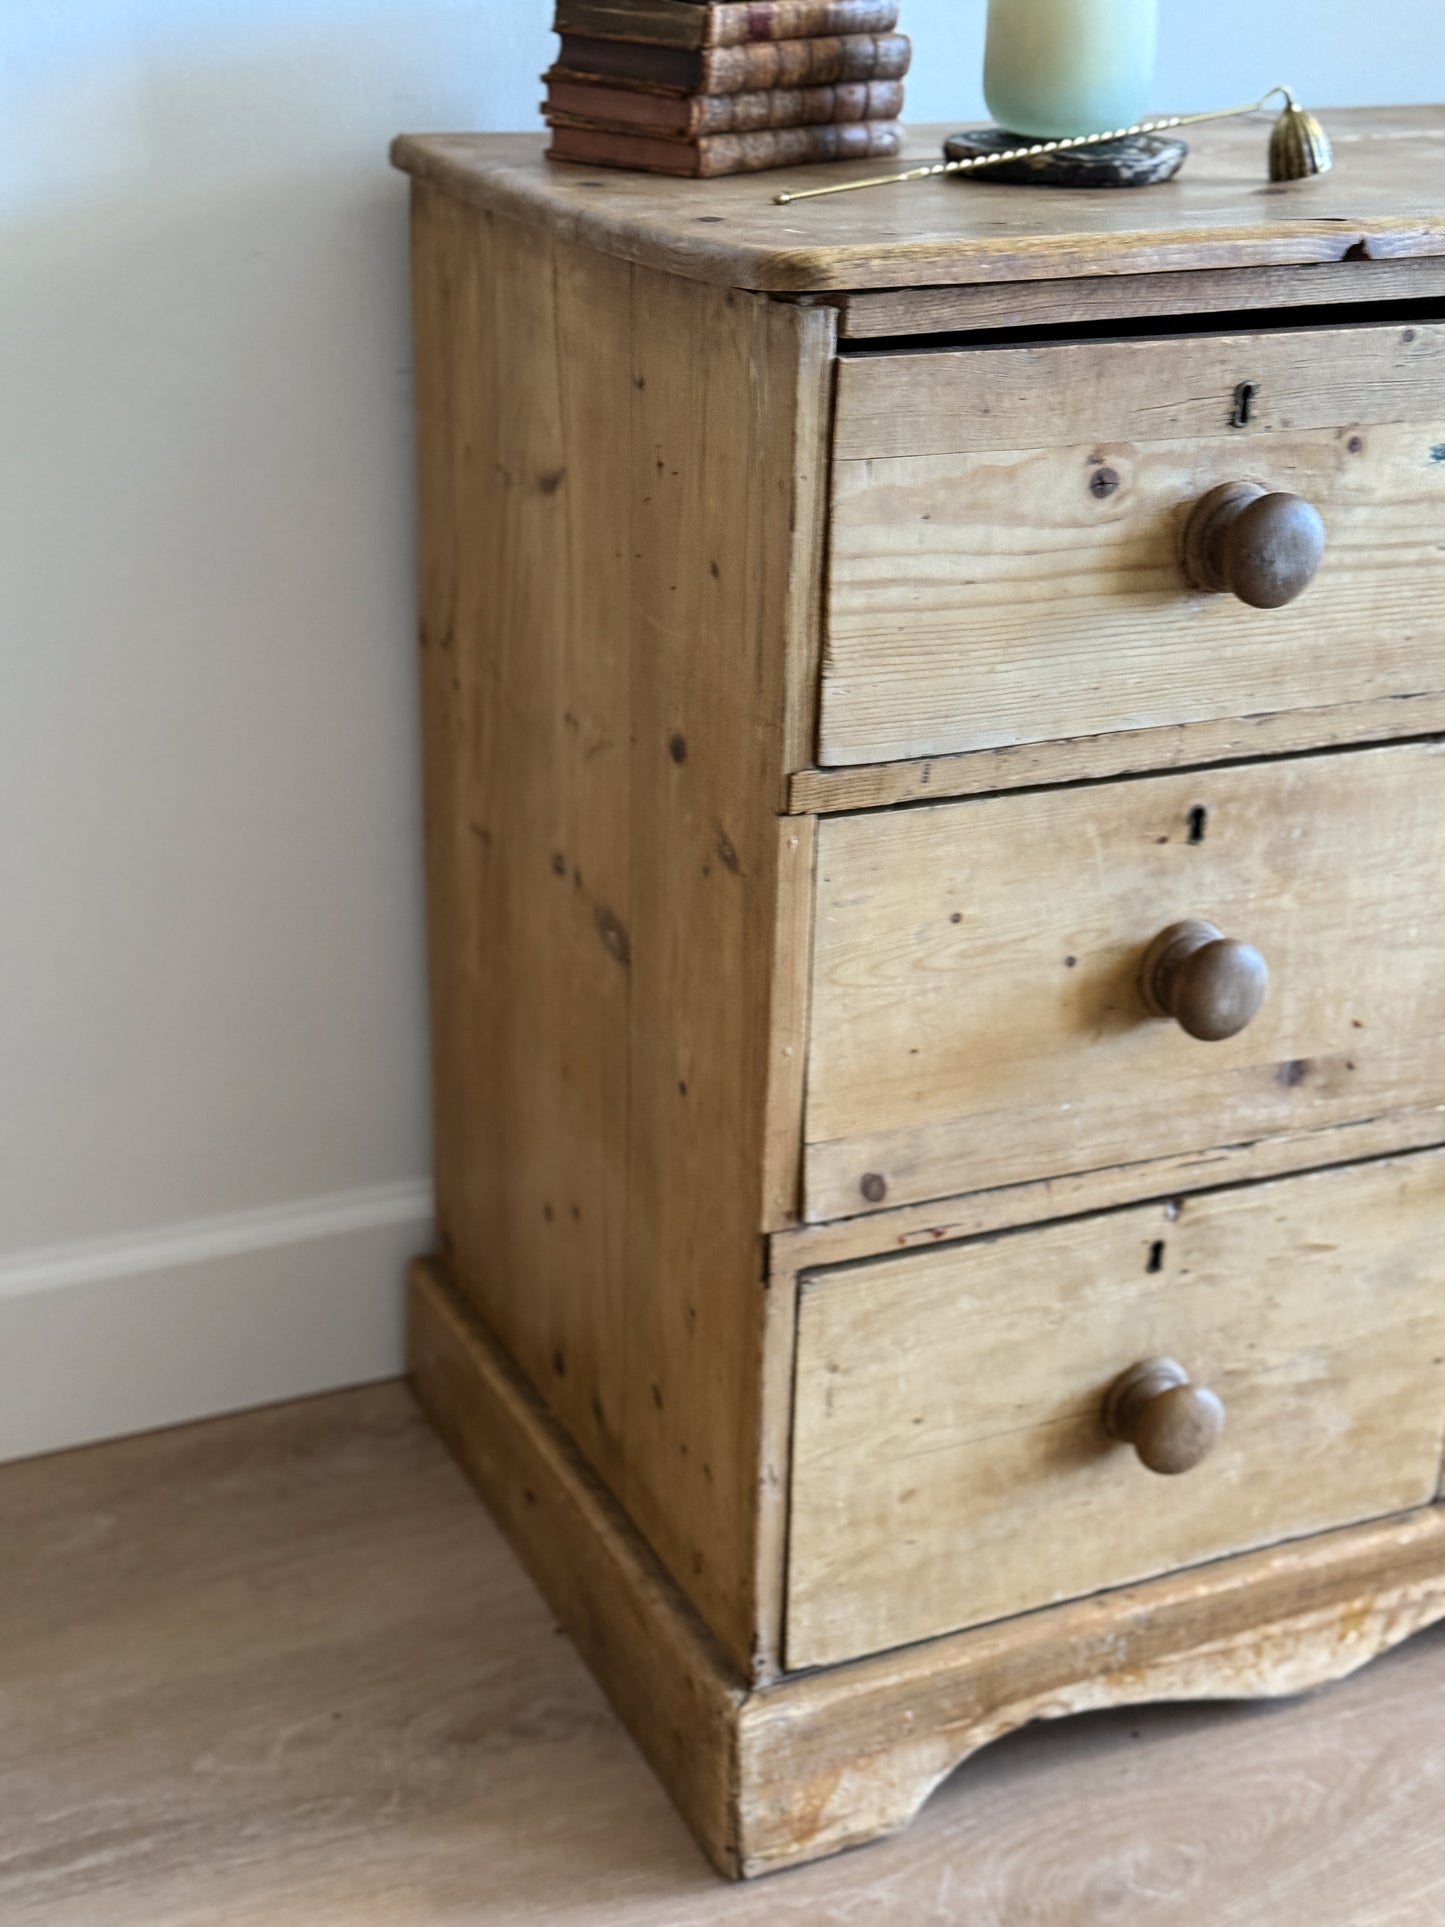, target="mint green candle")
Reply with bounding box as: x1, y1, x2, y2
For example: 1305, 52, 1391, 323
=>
983, 0, 1159, 140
